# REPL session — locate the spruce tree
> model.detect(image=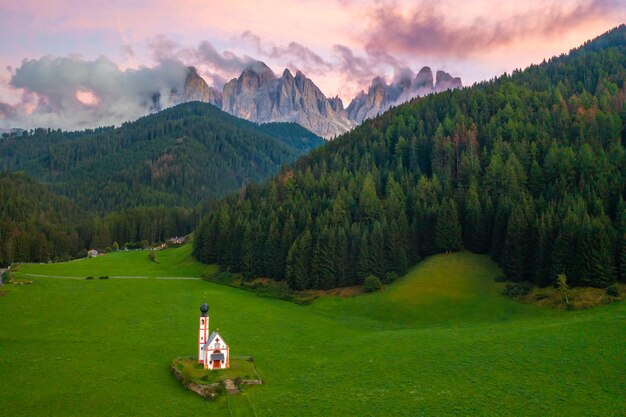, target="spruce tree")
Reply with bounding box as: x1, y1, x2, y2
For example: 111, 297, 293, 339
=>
435, 198, 462, 253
